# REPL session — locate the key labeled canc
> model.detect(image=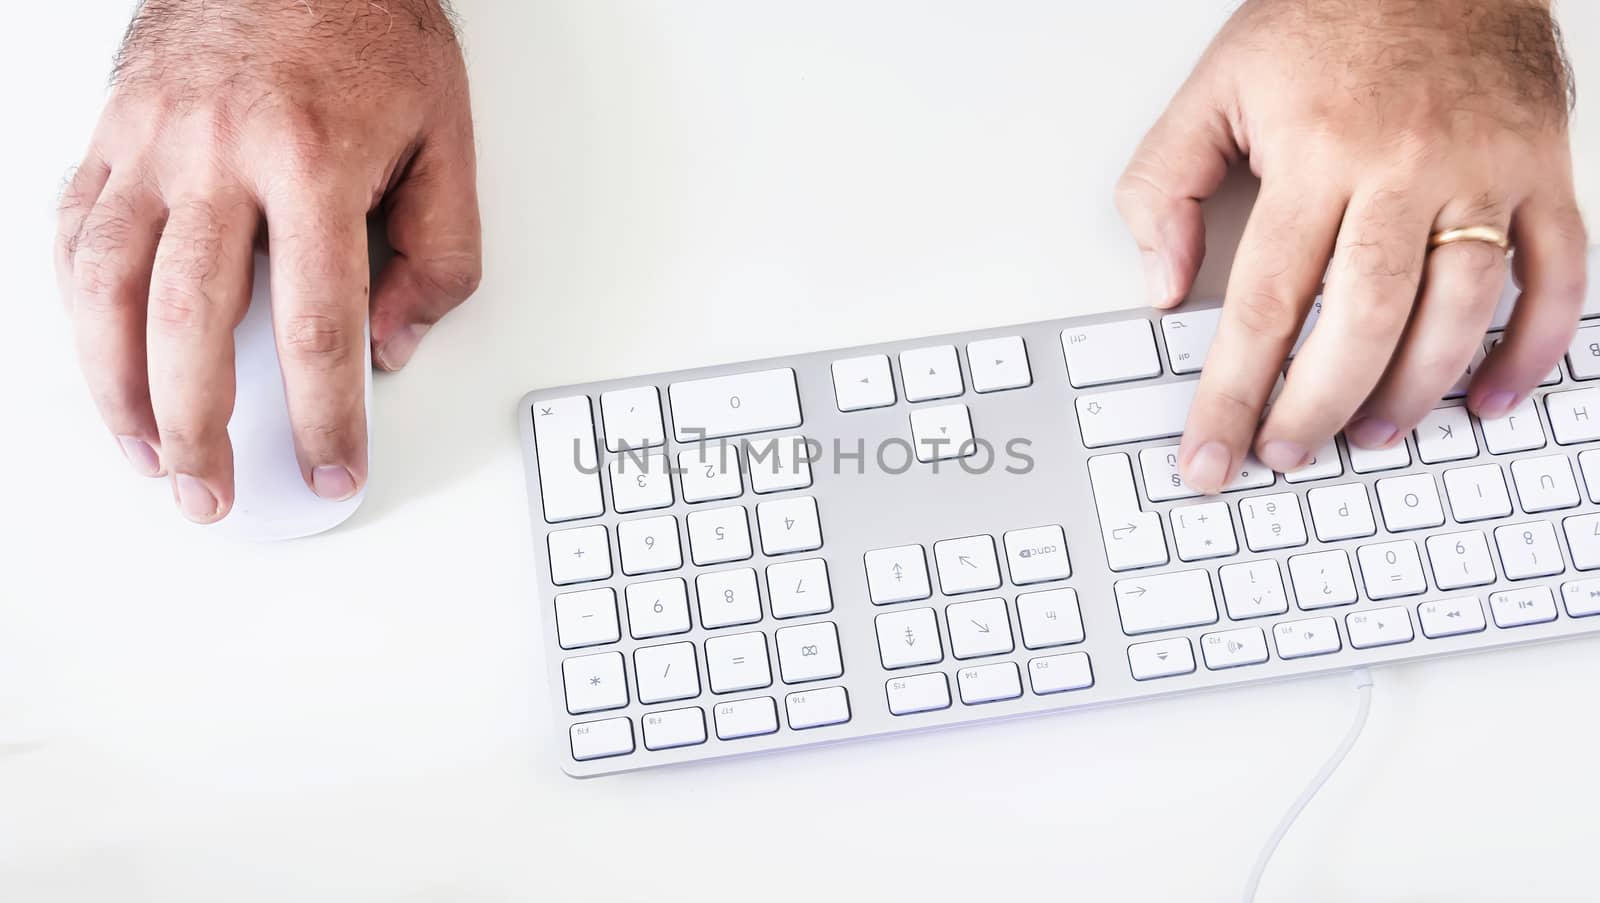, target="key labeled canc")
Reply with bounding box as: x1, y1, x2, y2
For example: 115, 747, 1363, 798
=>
669, 369, 802, 442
